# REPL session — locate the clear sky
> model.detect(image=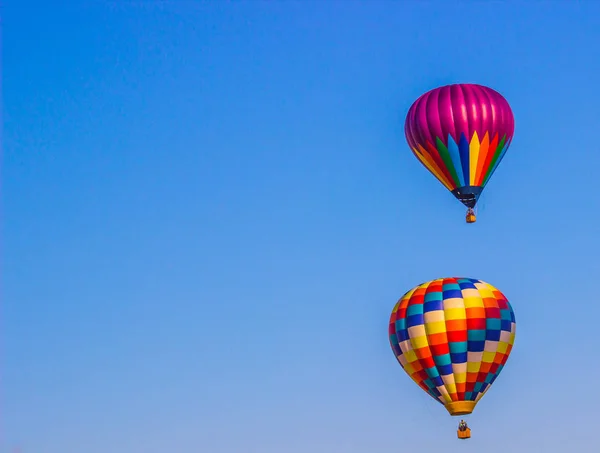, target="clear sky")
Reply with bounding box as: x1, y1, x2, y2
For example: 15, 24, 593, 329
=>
3, 1, 600, 452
